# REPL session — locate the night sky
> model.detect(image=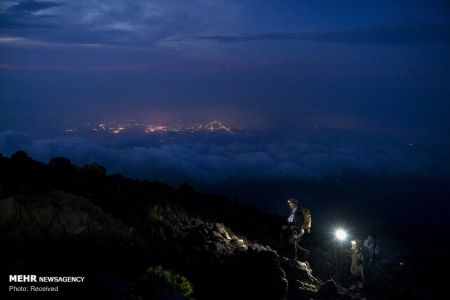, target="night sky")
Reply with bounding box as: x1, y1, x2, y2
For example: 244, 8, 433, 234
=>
1, 1, 450, 213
